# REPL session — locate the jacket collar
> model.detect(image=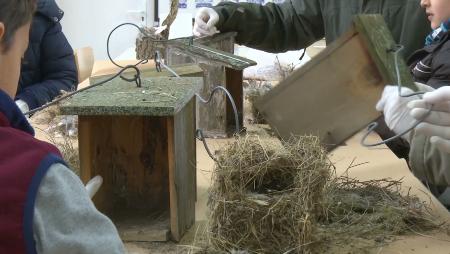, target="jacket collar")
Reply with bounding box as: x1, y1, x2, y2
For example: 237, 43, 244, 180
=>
0, 89, 34, 135
425, 19, 450, 46
36, 0, 64, 23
